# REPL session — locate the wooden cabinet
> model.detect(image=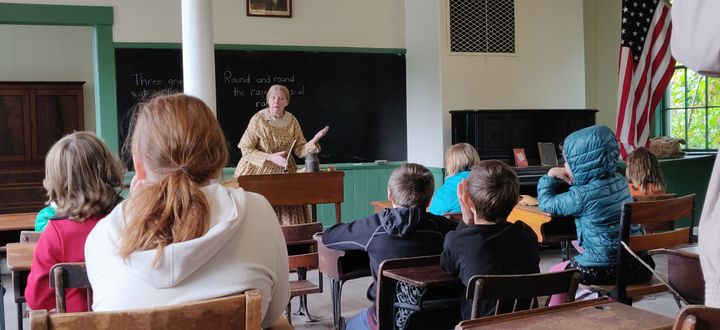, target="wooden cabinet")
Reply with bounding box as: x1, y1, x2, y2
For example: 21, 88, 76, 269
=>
451, 109, 597, 195
0, 82, 84, 214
